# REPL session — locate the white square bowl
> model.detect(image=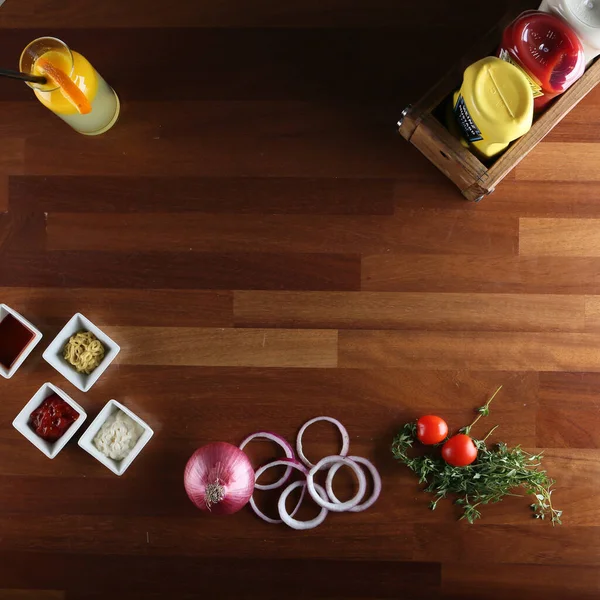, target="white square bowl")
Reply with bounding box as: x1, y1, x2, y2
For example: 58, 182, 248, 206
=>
12, 382, 87, 459
42, 313, 120, 392
78, 399, 154, 476
0, 304, 43, 379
